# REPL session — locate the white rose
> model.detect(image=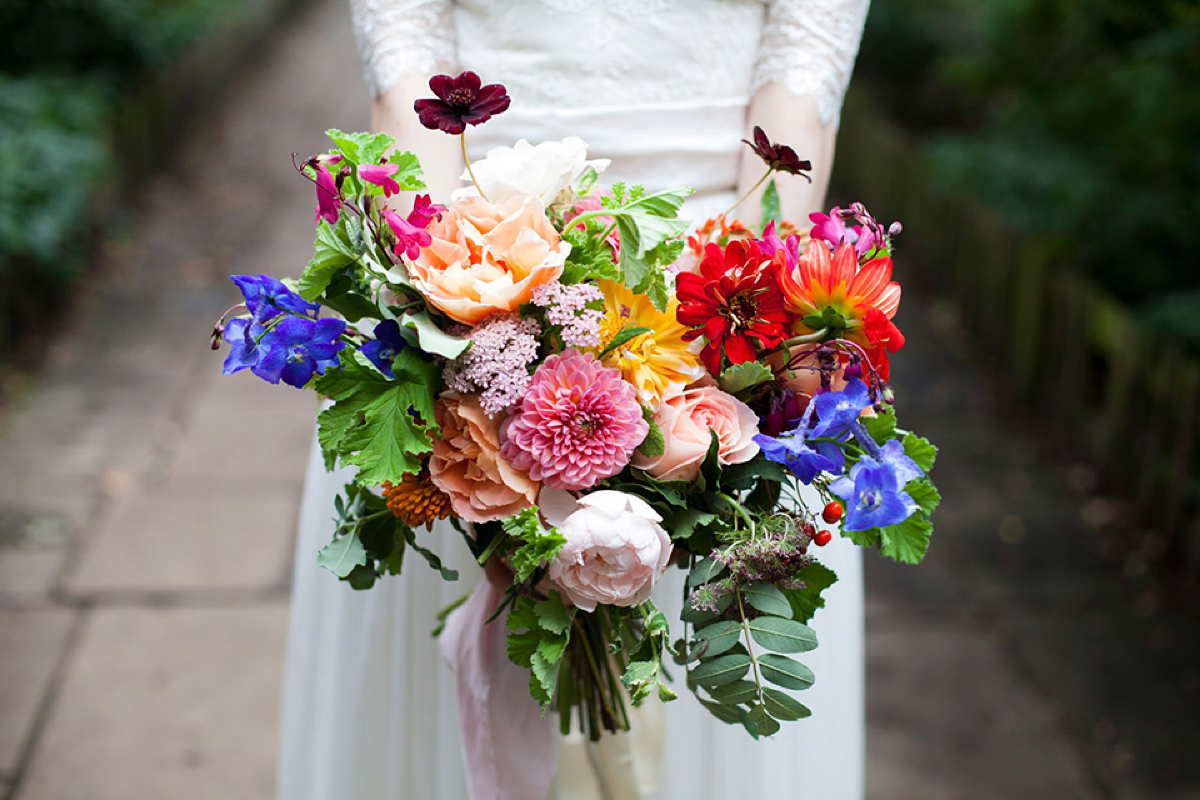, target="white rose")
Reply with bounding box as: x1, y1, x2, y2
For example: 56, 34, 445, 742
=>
454, 137, 610, 206
546, 490, 673, 612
